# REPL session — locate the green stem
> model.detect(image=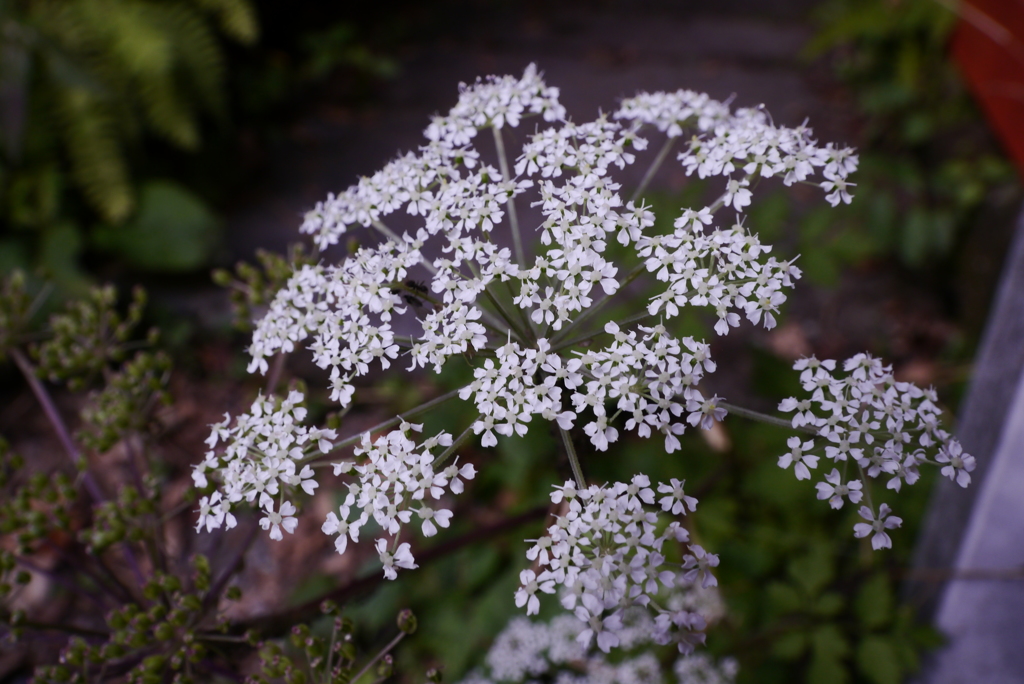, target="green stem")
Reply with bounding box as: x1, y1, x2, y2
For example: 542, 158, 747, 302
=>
559, 428, 586, 489
431, 422, 476, 470
550, 310, 653, 354
630, 136, 676, 203
350, 631, 405, 684
493, 126, 525, 266
719, 401, 820, 436
482, 287, 530, 343
308, 388, 464, 463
